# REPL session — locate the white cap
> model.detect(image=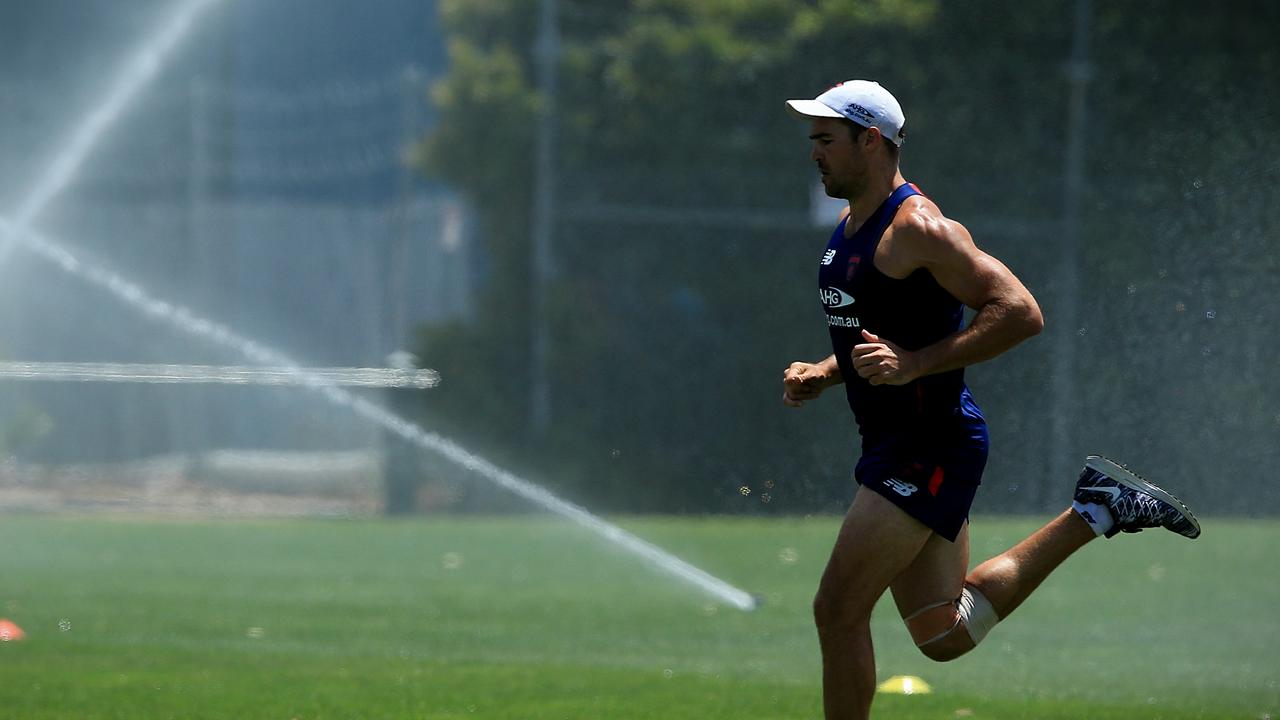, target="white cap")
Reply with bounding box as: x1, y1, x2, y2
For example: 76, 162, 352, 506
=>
786, 80, 906, 147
